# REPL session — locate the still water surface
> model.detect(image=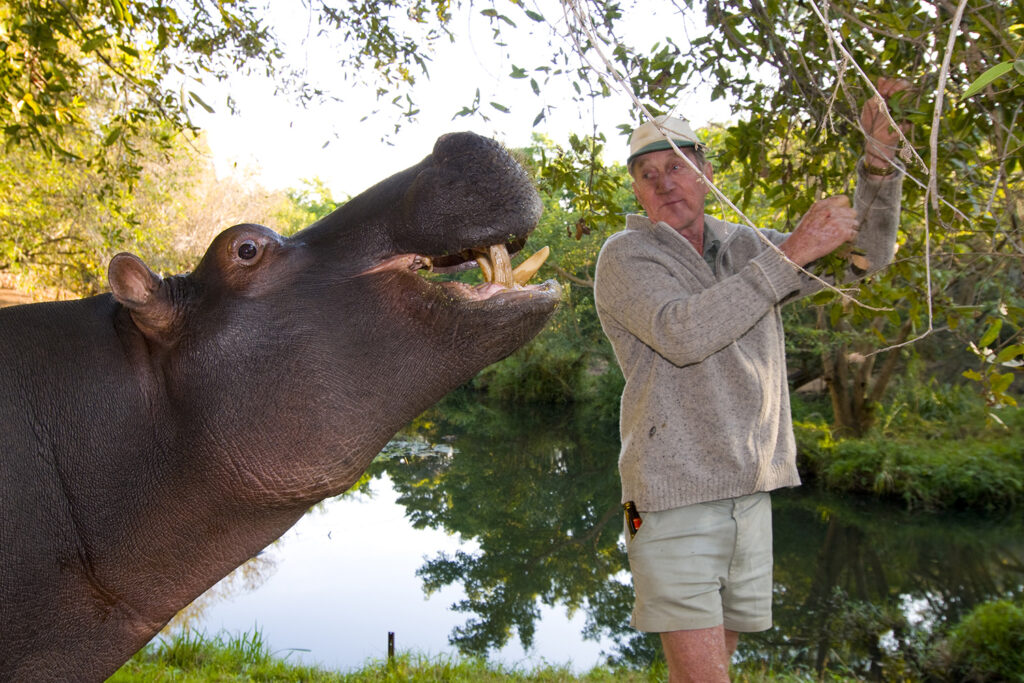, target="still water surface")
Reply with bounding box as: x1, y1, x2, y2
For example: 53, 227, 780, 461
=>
170, 398, 1024, 677
175, 474, 614, 673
